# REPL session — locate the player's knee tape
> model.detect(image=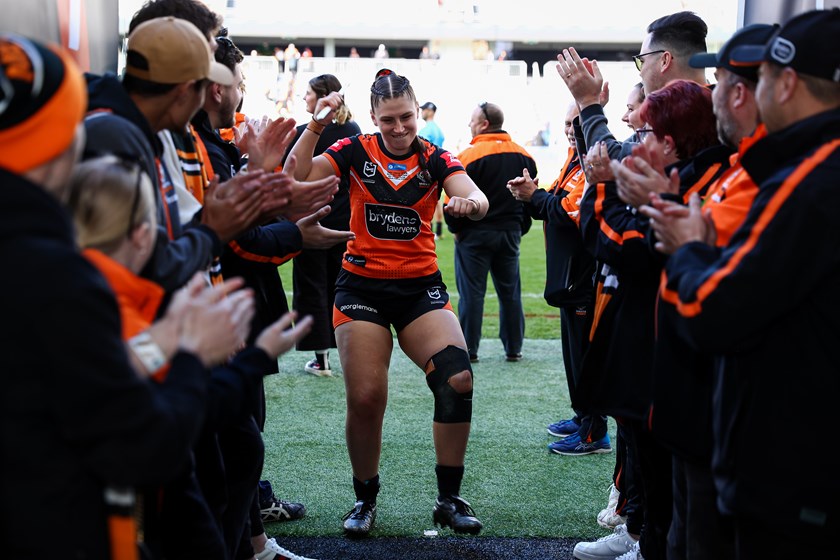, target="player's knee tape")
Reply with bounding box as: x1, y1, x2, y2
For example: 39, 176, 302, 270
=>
425, 345, 473, 423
